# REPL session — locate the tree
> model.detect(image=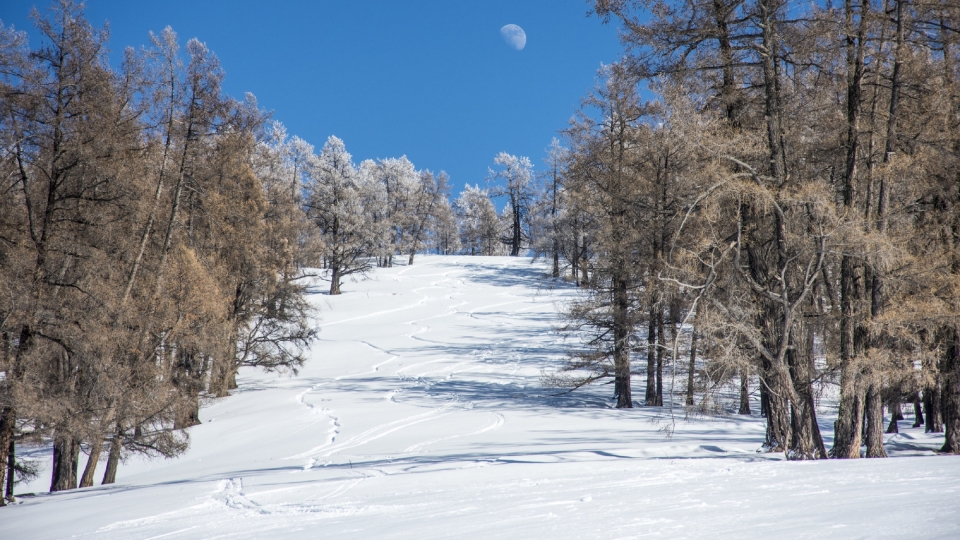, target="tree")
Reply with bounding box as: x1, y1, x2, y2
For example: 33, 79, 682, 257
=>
454, 185, 503, 256
488, 152, 533, 256
530, 139, 570, 278
306, 136, 375, 295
